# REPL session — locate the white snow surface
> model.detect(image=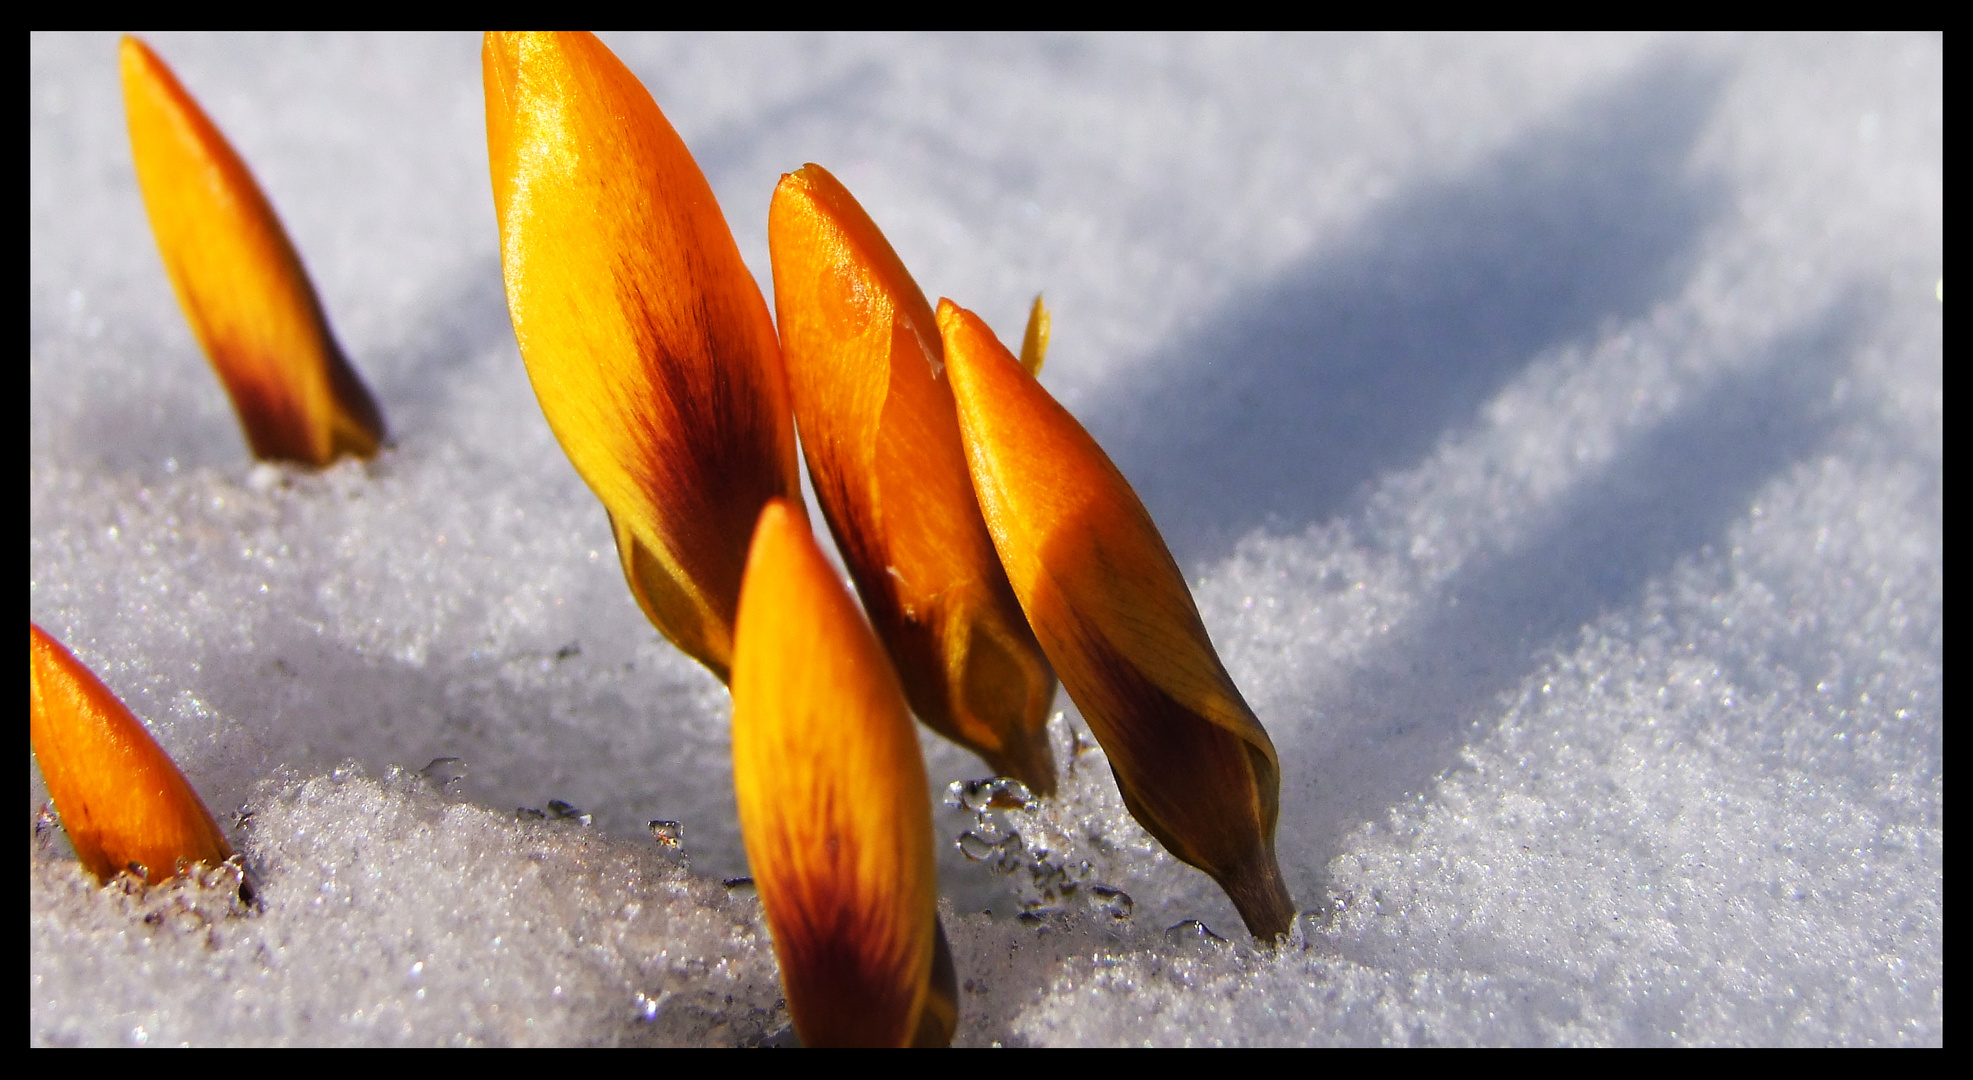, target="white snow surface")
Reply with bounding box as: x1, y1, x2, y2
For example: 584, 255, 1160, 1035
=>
30, 32, 1940, 1046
